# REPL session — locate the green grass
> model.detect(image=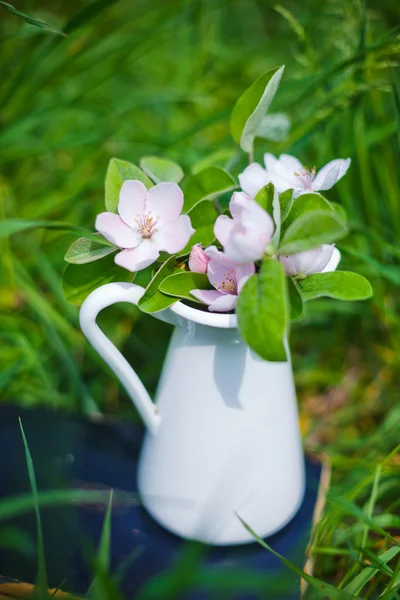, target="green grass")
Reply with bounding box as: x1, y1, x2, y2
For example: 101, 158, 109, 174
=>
1, 0, 400, 597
